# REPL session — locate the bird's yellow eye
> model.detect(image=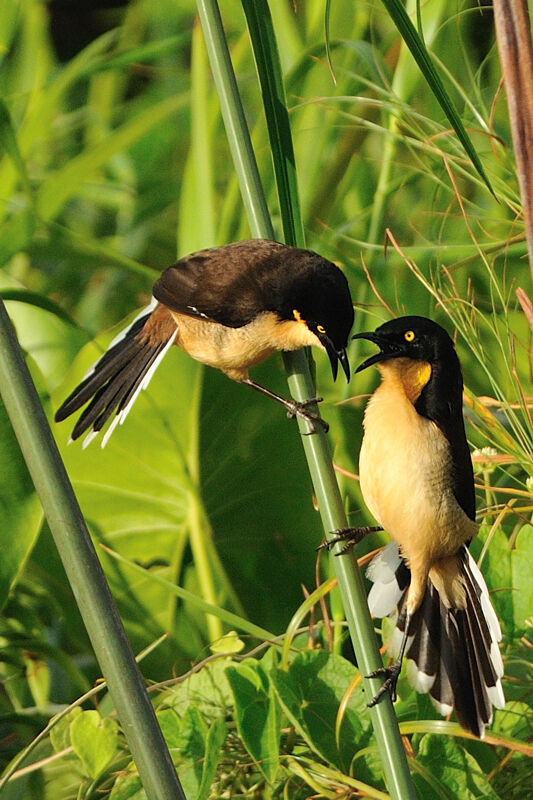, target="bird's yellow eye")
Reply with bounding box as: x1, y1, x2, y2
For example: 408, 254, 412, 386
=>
317, 324, 326, 335
404, 330, 416, 342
